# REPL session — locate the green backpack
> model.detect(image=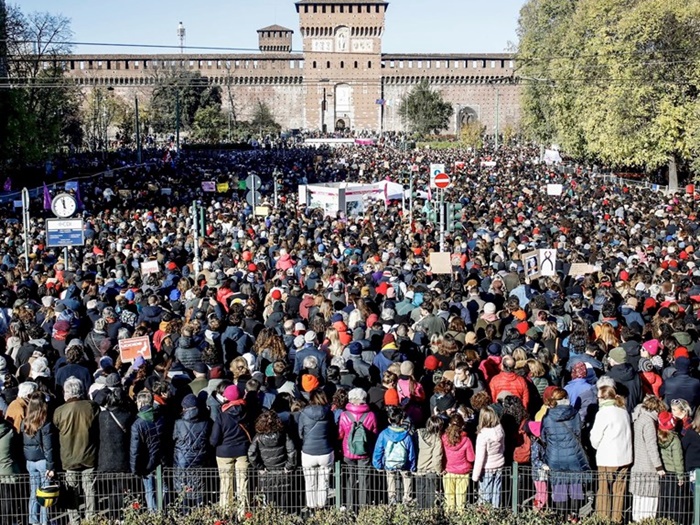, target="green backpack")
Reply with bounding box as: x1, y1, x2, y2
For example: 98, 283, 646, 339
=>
348, 413, 369, 456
